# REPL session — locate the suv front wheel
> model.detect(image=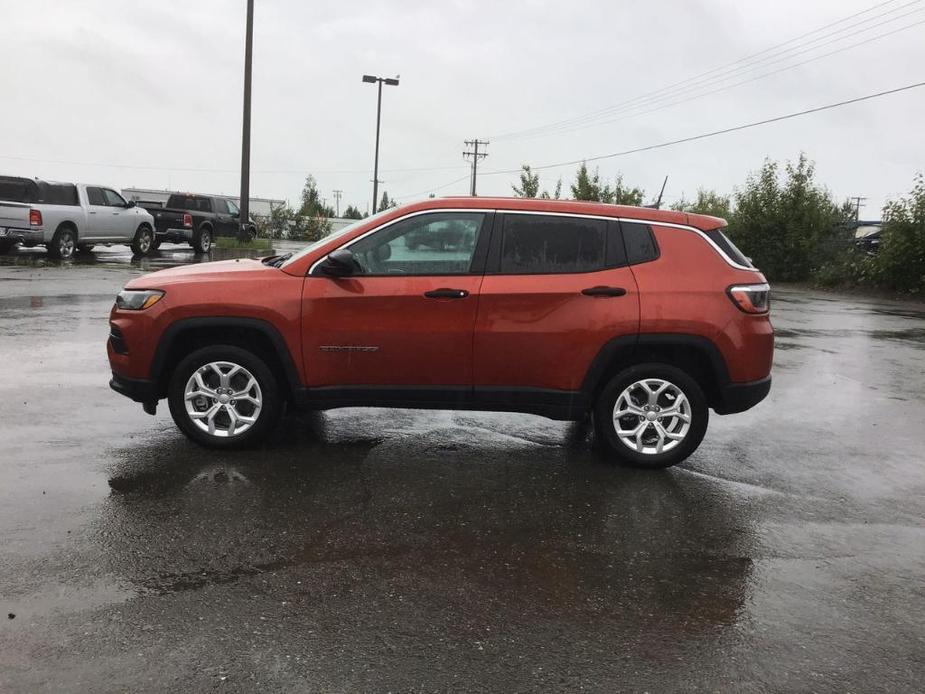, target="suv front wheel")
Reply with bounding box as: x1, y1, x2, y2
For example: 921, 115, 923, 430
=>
167, 345, 282, 448
594, 363, 708, 469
